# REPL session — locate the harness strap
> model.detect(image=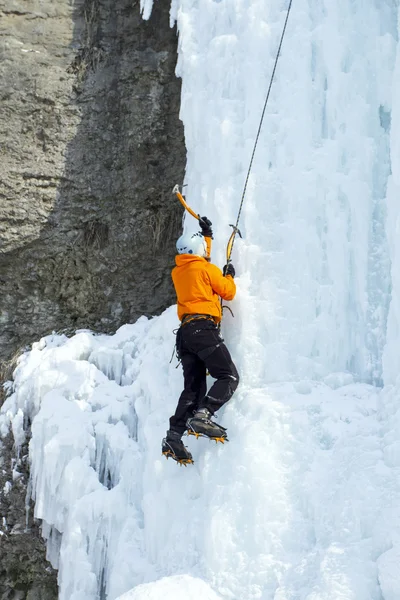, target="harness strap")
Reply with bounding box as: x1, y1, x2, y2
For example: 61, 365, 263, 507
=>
180, 313, 217, 327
